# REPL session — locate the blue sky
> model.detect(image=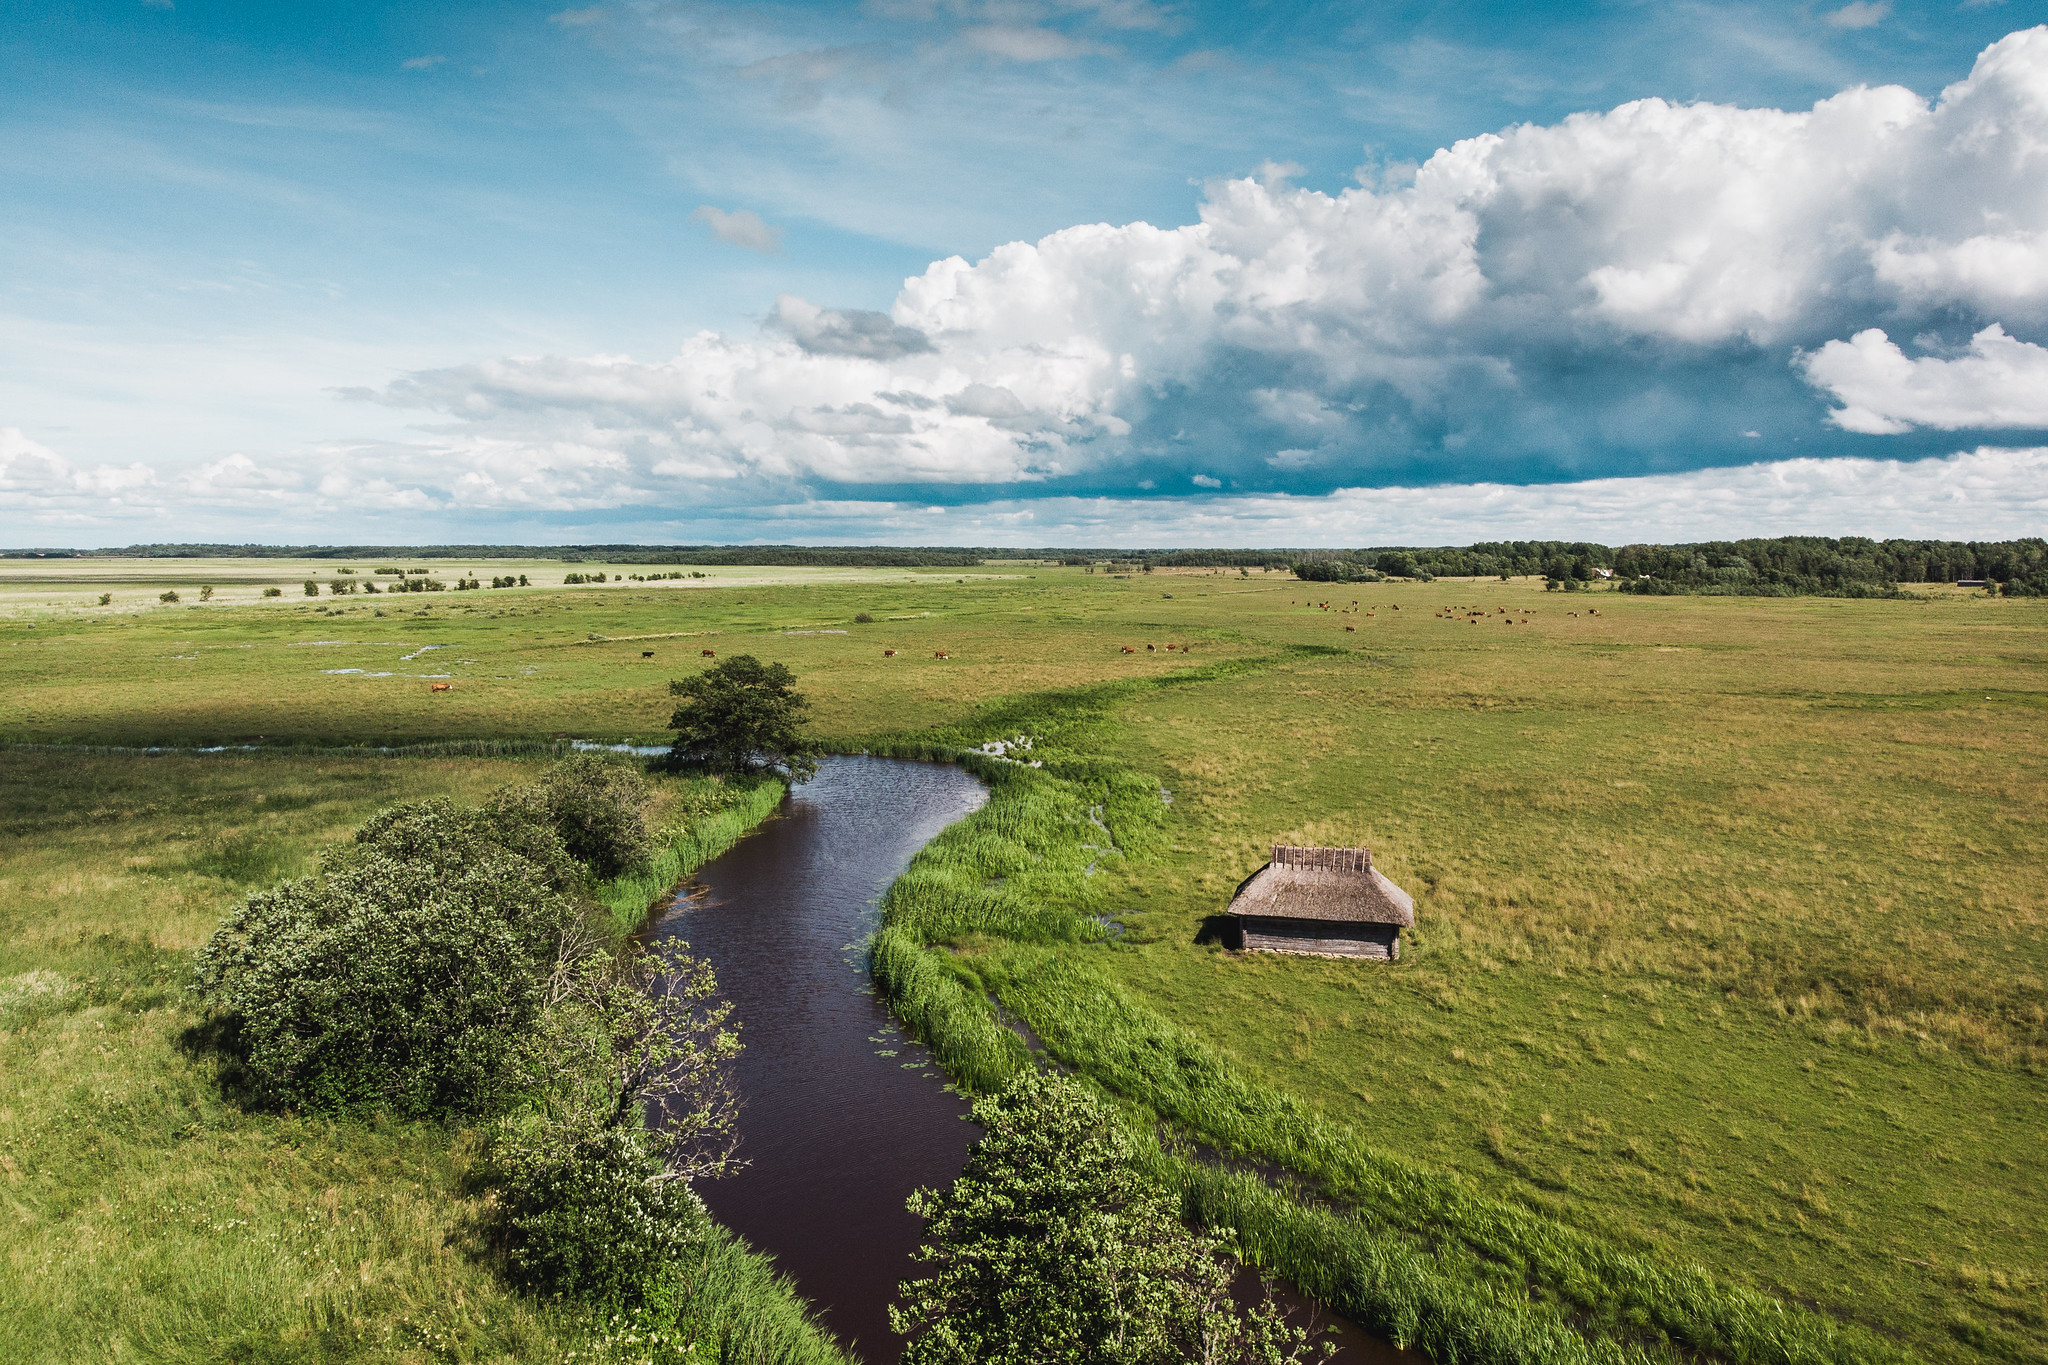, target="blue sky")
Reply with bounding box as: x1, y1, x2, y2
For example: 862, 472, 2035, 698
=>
3, 0, 2045, 545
